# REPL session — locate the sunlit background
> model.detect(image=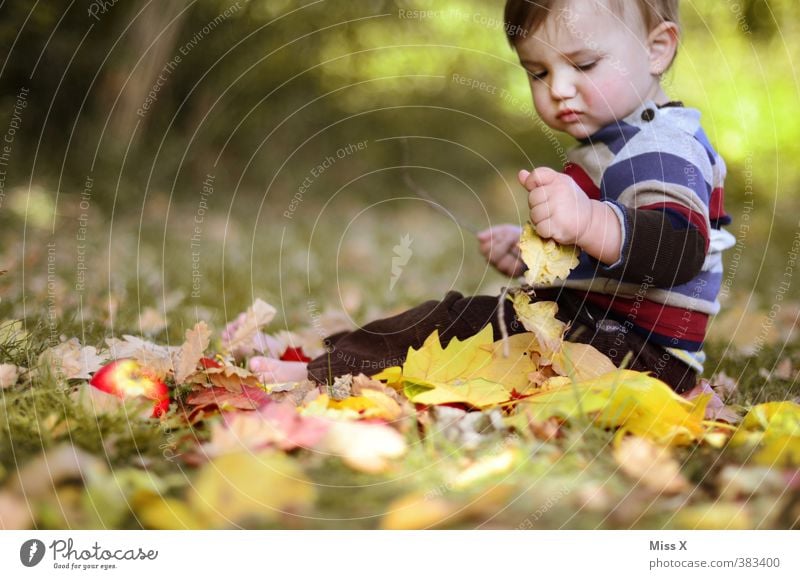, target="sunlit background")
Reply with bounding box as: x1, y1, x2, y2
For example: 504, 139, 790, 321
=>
0, 0, 797, 352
